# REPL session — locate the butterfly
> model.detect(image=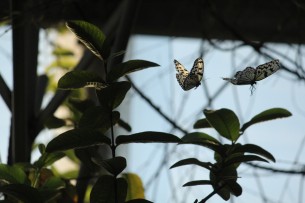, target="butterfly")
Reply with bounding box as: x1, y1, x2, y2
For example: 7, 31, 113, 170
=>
174, 58, 204, 91
85, 82, 109, 90
222, 59, 280, 93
